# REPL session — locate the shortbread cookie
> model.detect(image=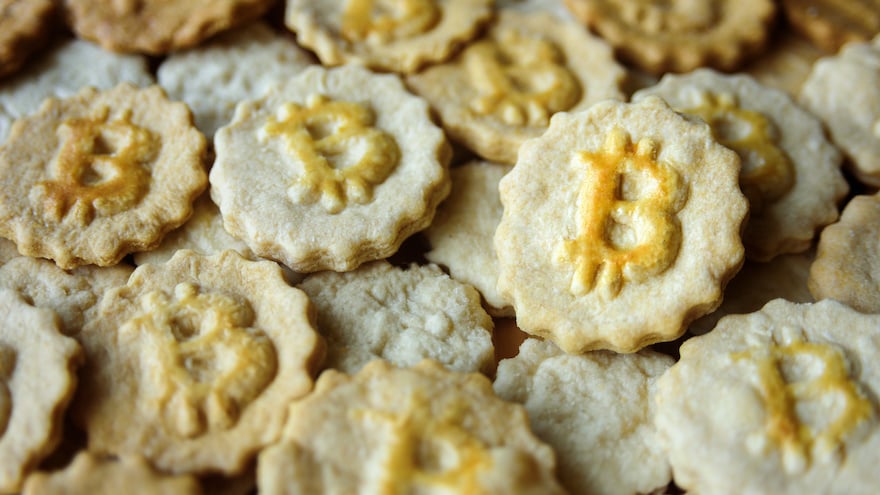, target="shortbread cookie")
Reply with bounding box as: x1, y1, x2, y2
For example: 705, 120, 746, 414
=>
497, 0, 579, 21
158, 22, 314, 139
634, 69, 847, 261
0, 83, 207, 269
0, 238, 17, 265
744, 29, 826, 97
781, 0, 880, 52
62, 0, 275, 55
407, 9, 625, 164
284, 0, 493, 74
494, 338, 673, 495
656, 299, 880, 494
298, 261, 494, 374
258, 359, 566, 494
0, 0, 56, 79
211, 65, 451, 272
73, 250, 324, 475
23, 452, 203, 495
800, 37, 880, 186
496, 97, 747, 353
564, 0, 776, 74
424, 161, 513, 316
0, 289, 81, 493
